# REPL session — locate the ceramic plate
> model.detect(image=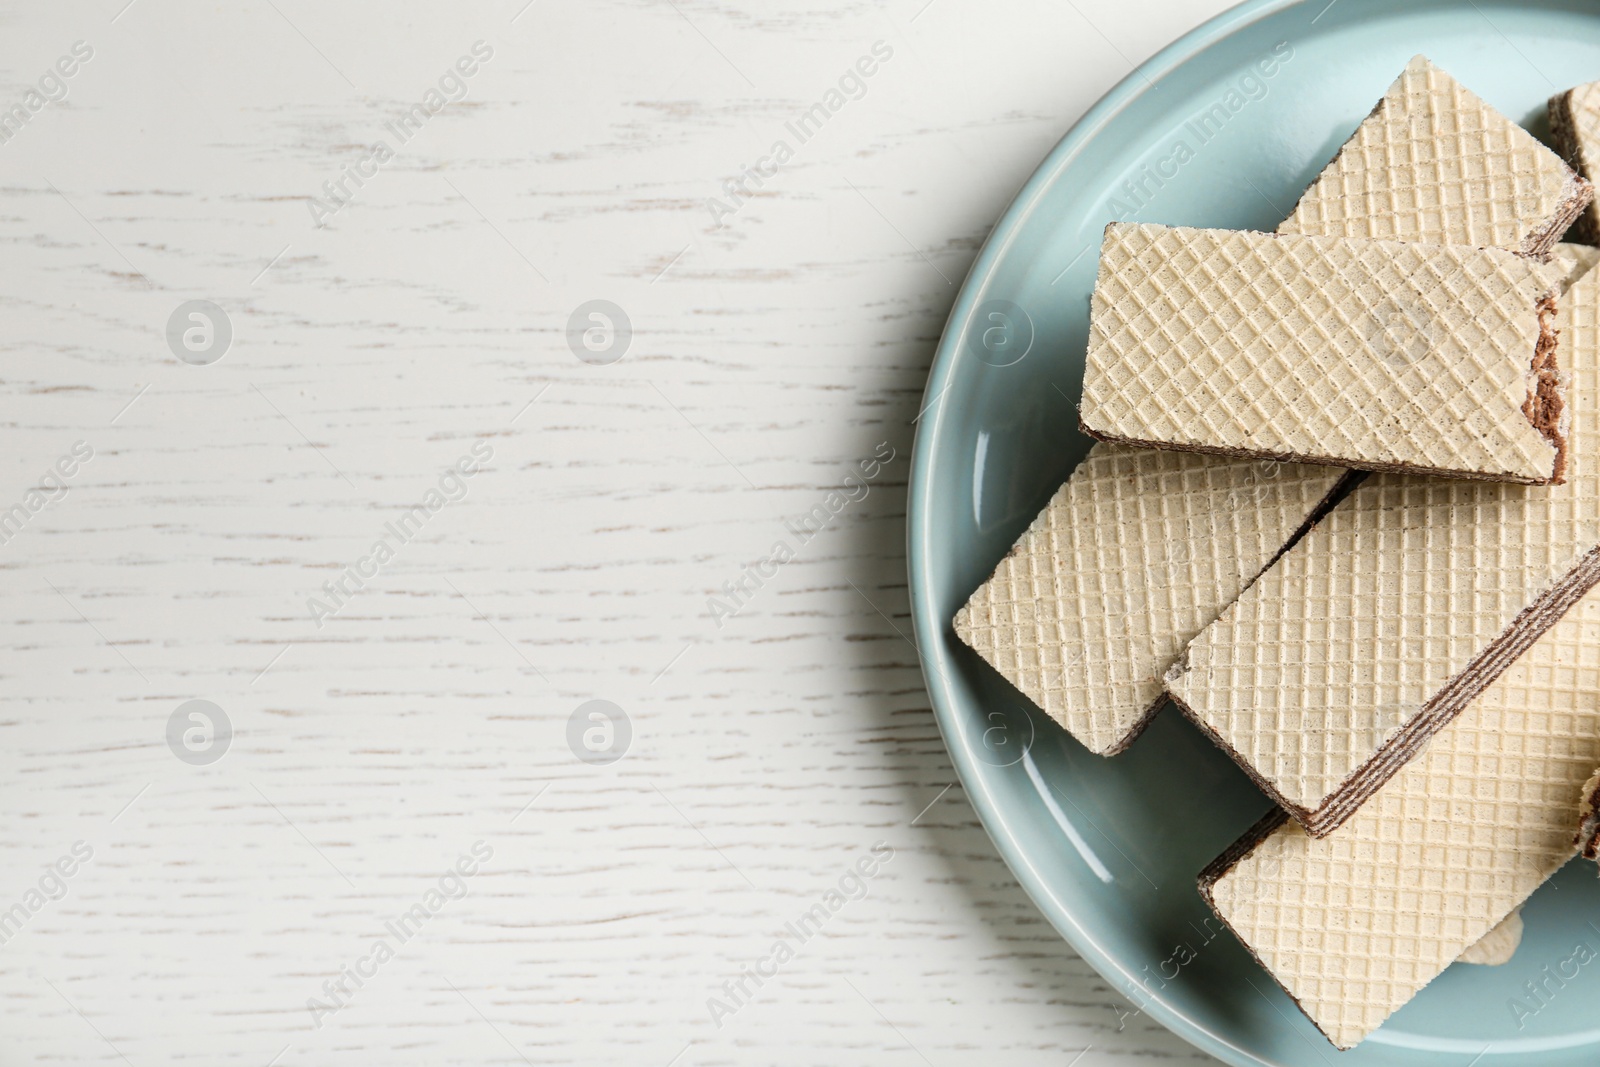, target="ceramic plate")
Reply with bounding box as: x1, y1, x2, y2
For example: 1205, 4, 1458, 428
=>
907, 0, 1600, 1062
